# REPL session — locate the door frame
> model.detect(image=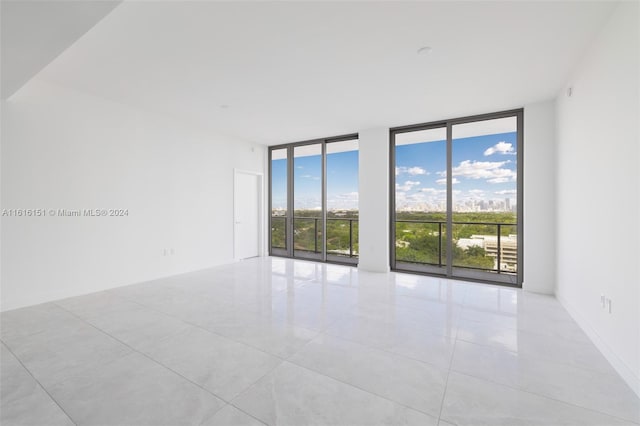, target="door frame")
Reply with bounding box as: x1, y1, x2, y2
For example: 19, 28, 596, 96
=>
233, 168, 265, 261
